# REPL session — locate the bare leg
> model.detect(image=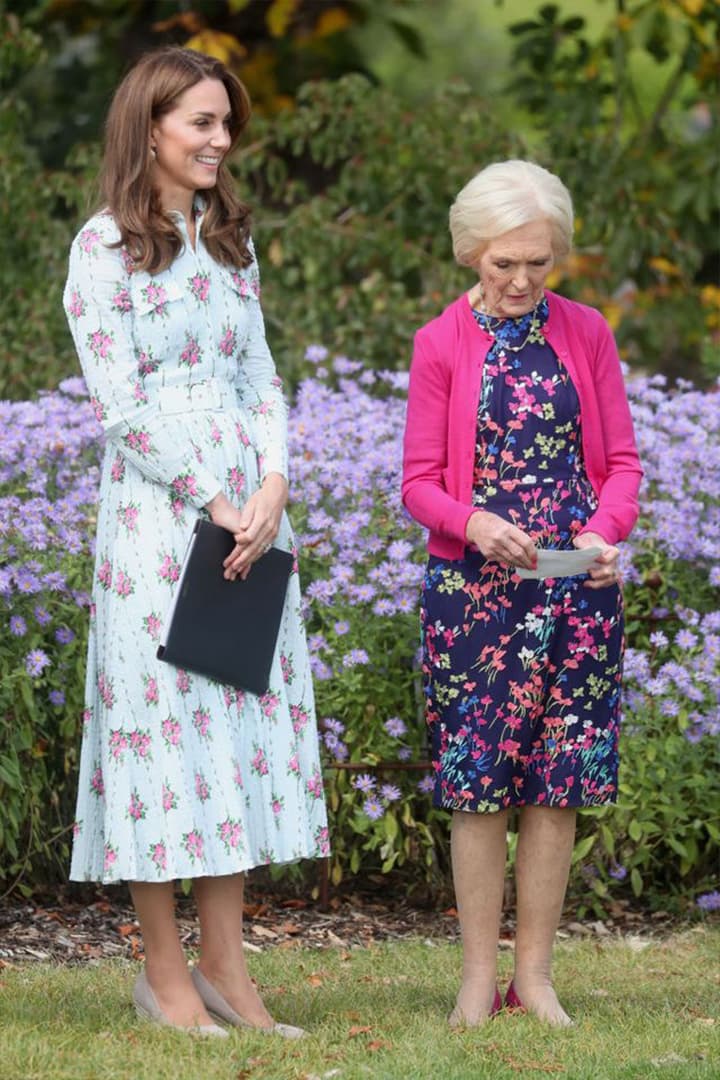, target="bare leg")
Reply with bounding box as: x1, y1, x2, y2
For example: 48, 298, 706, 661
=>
448, 808, 508, 1026
513, 805, 576, 1026
129, 881, 212, 1027
194, 873, 274, 1028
